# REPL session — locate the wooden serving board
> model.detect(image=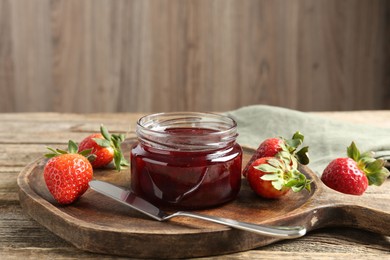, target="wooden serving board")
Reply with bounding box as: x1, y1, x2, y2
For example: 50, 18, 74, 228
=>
17, 140, 390, 258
